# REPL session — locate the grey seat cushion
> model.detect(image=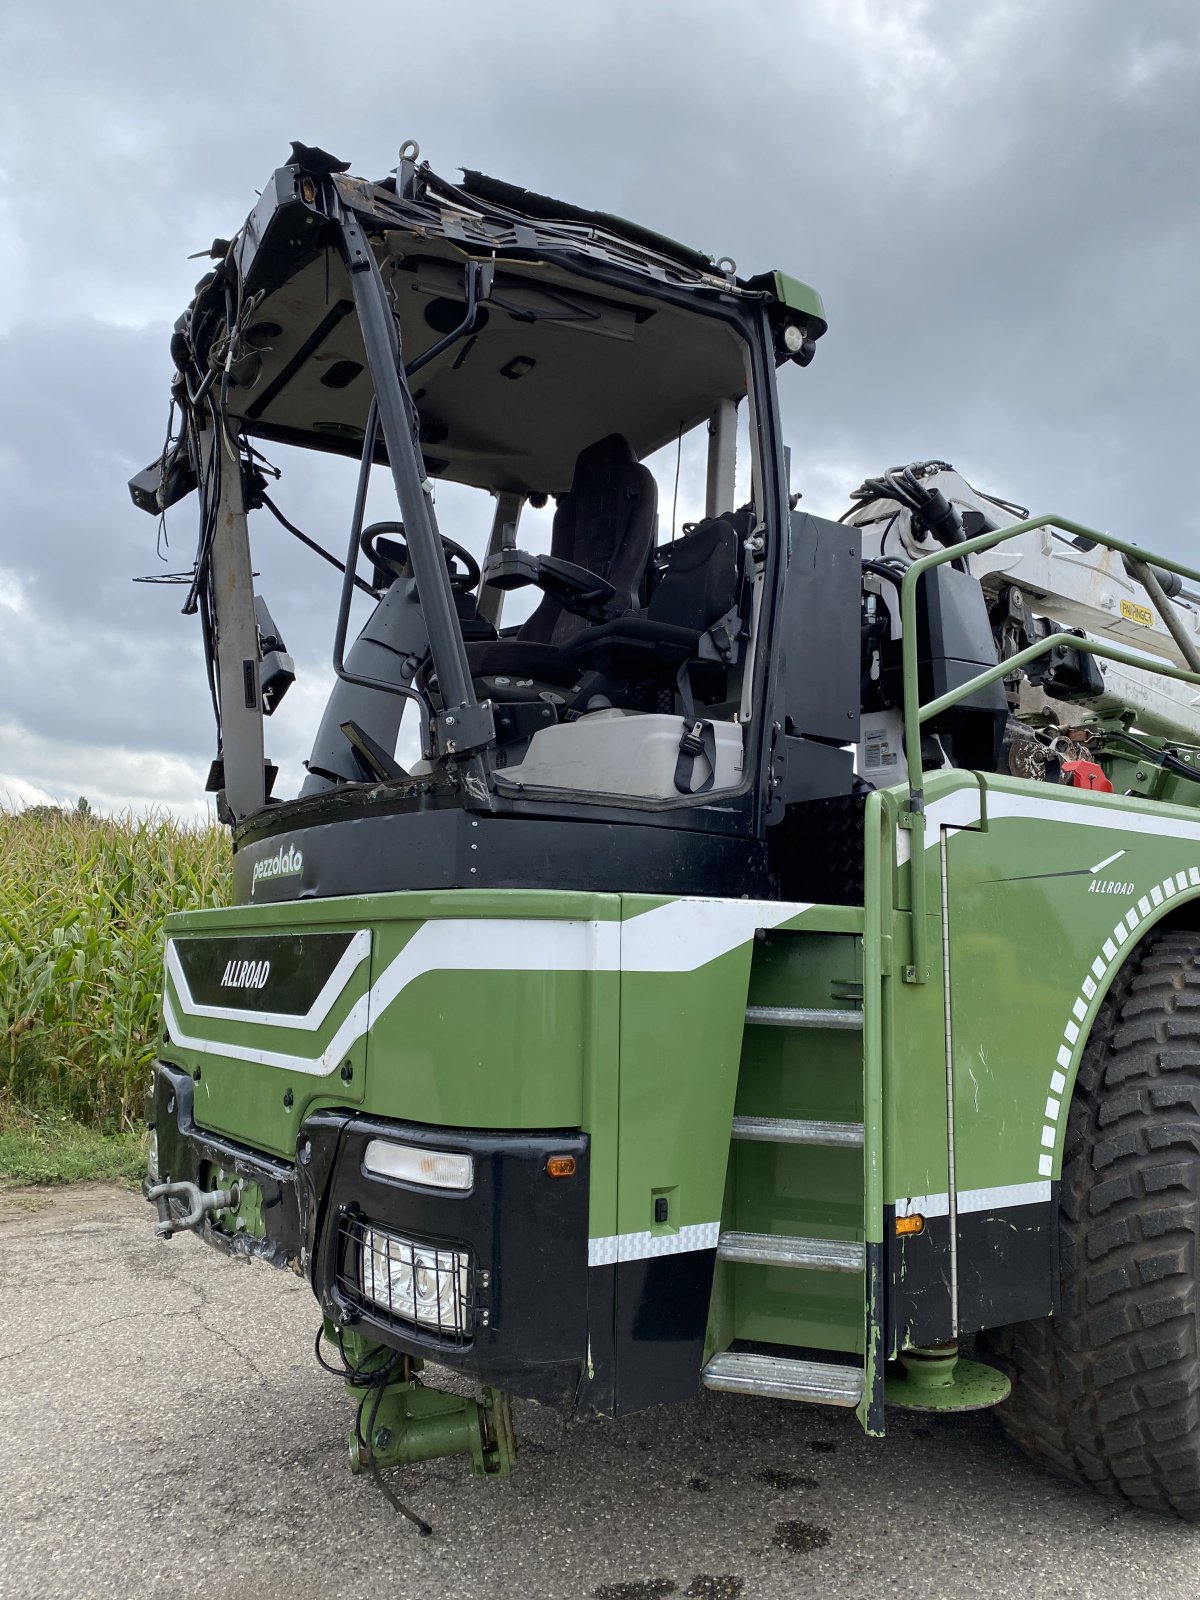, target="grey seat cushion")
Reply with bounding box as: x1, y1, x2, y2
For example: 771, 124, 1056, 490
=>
465, 639, 581, 684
